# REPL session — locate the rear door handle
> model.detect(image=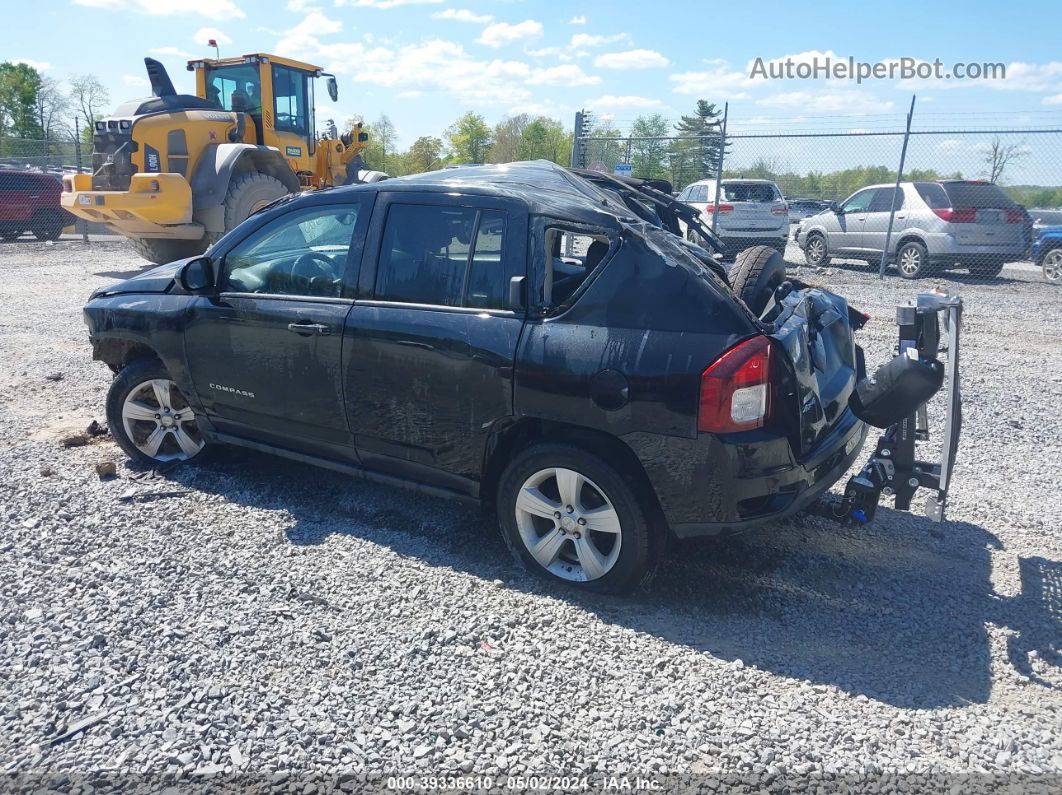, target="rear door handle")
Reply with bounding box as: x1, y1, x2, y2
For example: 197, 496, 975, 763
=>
287, 321, 331, 336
